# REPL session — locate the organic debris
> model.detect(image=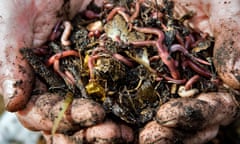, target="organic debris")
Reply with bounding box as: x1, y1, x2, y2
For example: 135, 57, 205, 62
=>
21, 0, 218, 126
